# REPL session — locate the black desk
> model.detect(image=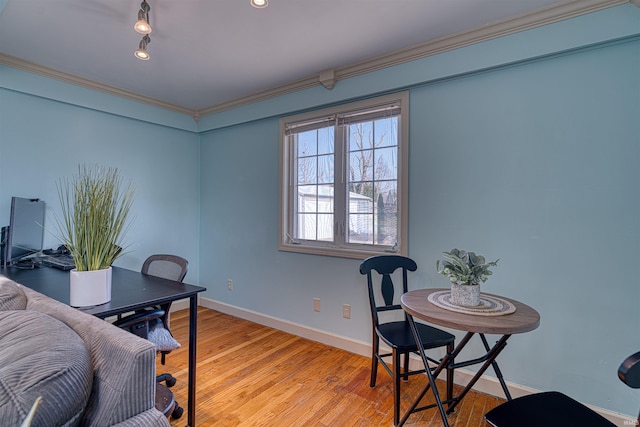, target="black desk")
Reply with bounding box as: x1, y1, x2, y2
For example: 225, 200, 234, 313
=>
1, 265, 206, 427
